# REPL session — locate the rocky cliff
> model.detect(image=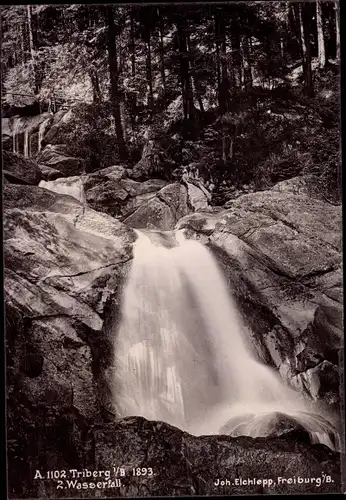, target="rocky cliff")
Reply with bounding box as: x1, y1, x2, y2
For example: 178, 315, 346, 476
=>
3, 147, 343, 497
